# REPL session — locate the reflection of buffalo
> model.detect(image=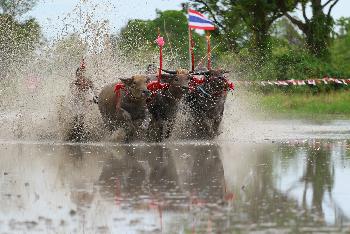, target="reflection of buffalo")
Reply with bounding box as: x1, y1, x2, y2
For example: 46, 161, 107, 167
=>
98, 146, 145, 198
185, 69, 231, 139
98, 75, 150, 142
176, 144, 225, 204
98, 145, 179, 201
97, 144, 226, 208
